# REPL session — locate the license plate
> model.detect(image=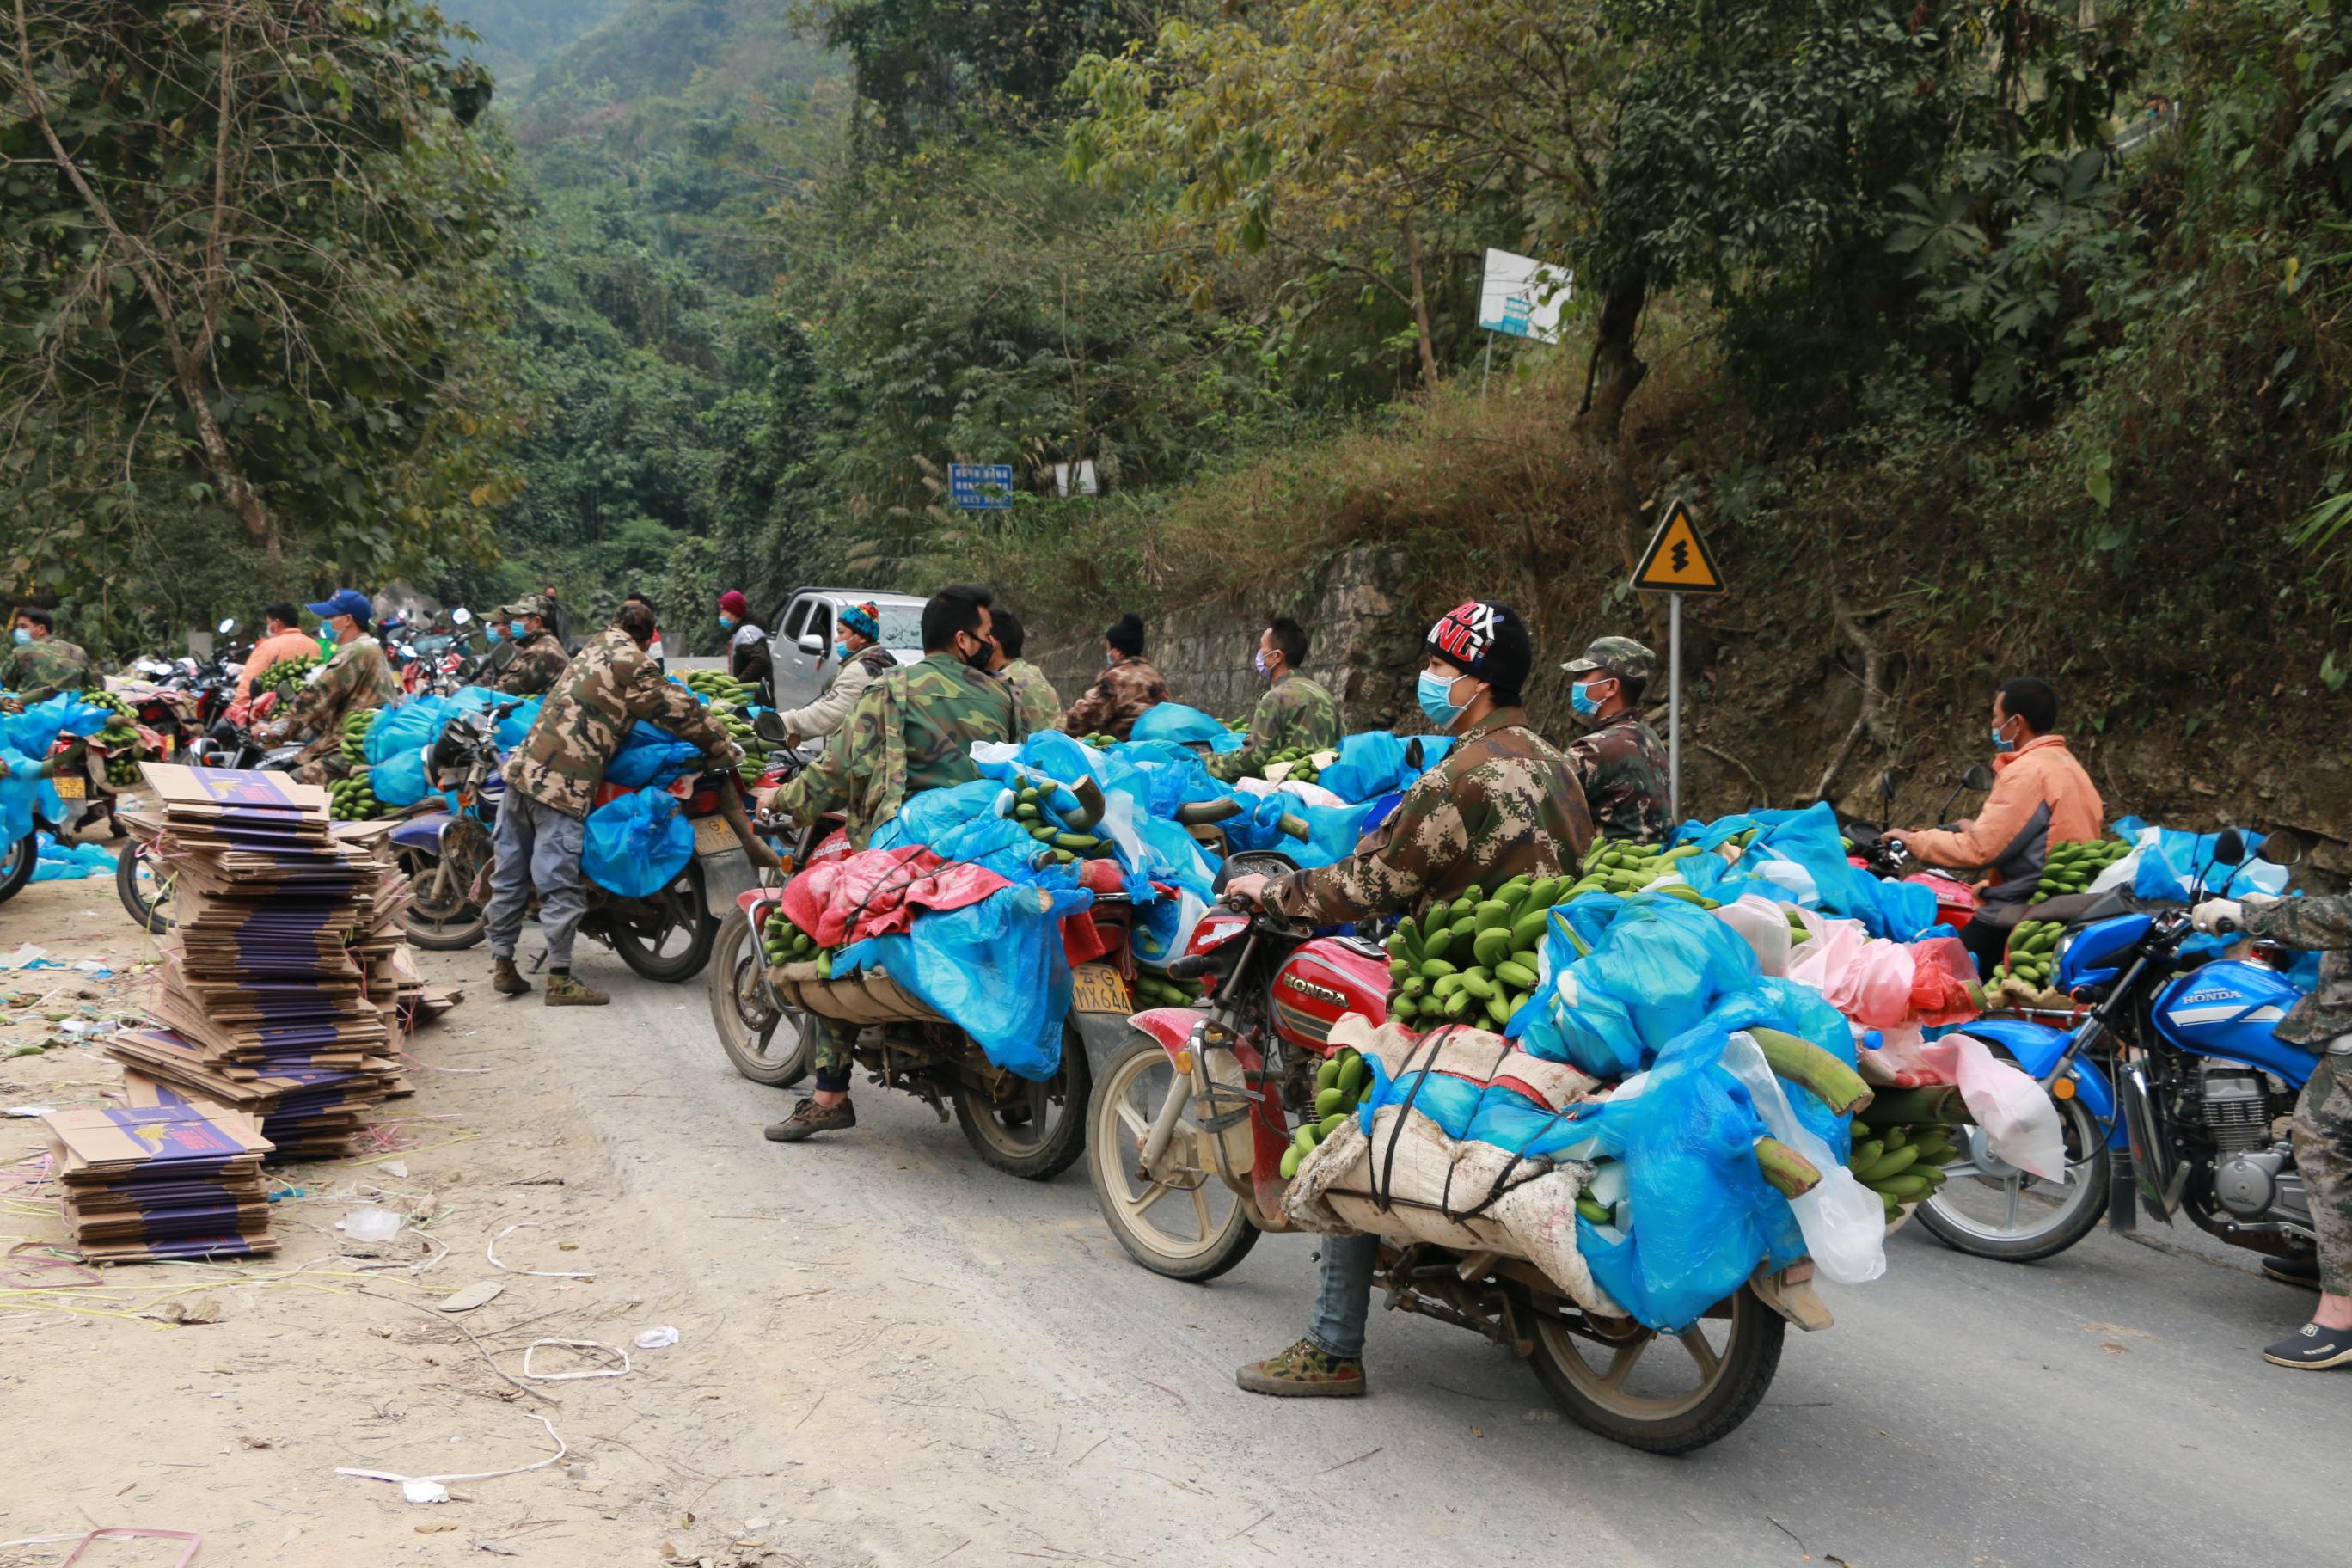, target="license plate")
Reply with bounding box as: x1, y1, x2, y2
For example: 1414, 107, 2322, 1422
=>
692, 814, 740, 855
1071, 964, 1131, 1014
52, 775, 85, 799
